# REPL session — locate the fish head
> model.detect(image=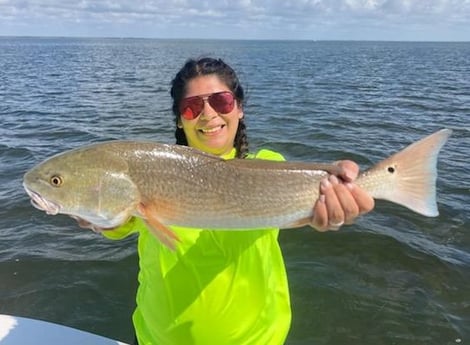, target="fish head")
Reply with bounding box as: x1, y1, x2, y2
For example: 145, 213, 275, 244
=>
23, 143, 141, 229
